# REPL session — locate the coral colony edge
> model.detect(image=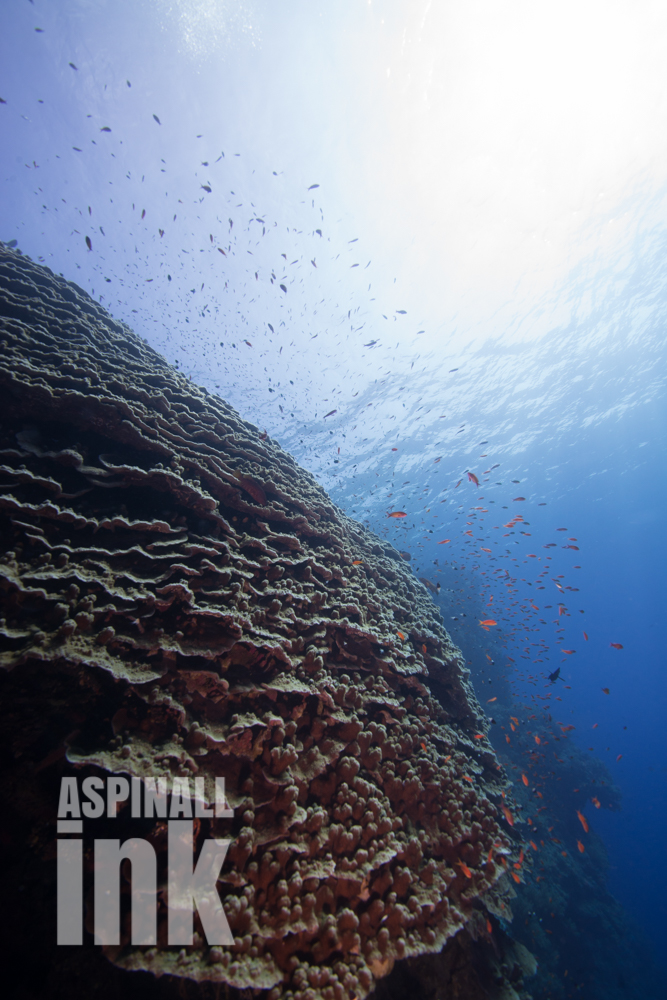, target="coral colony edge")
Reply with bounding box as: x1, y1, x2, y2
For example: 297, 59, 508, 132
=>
0, 244, 537, 999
